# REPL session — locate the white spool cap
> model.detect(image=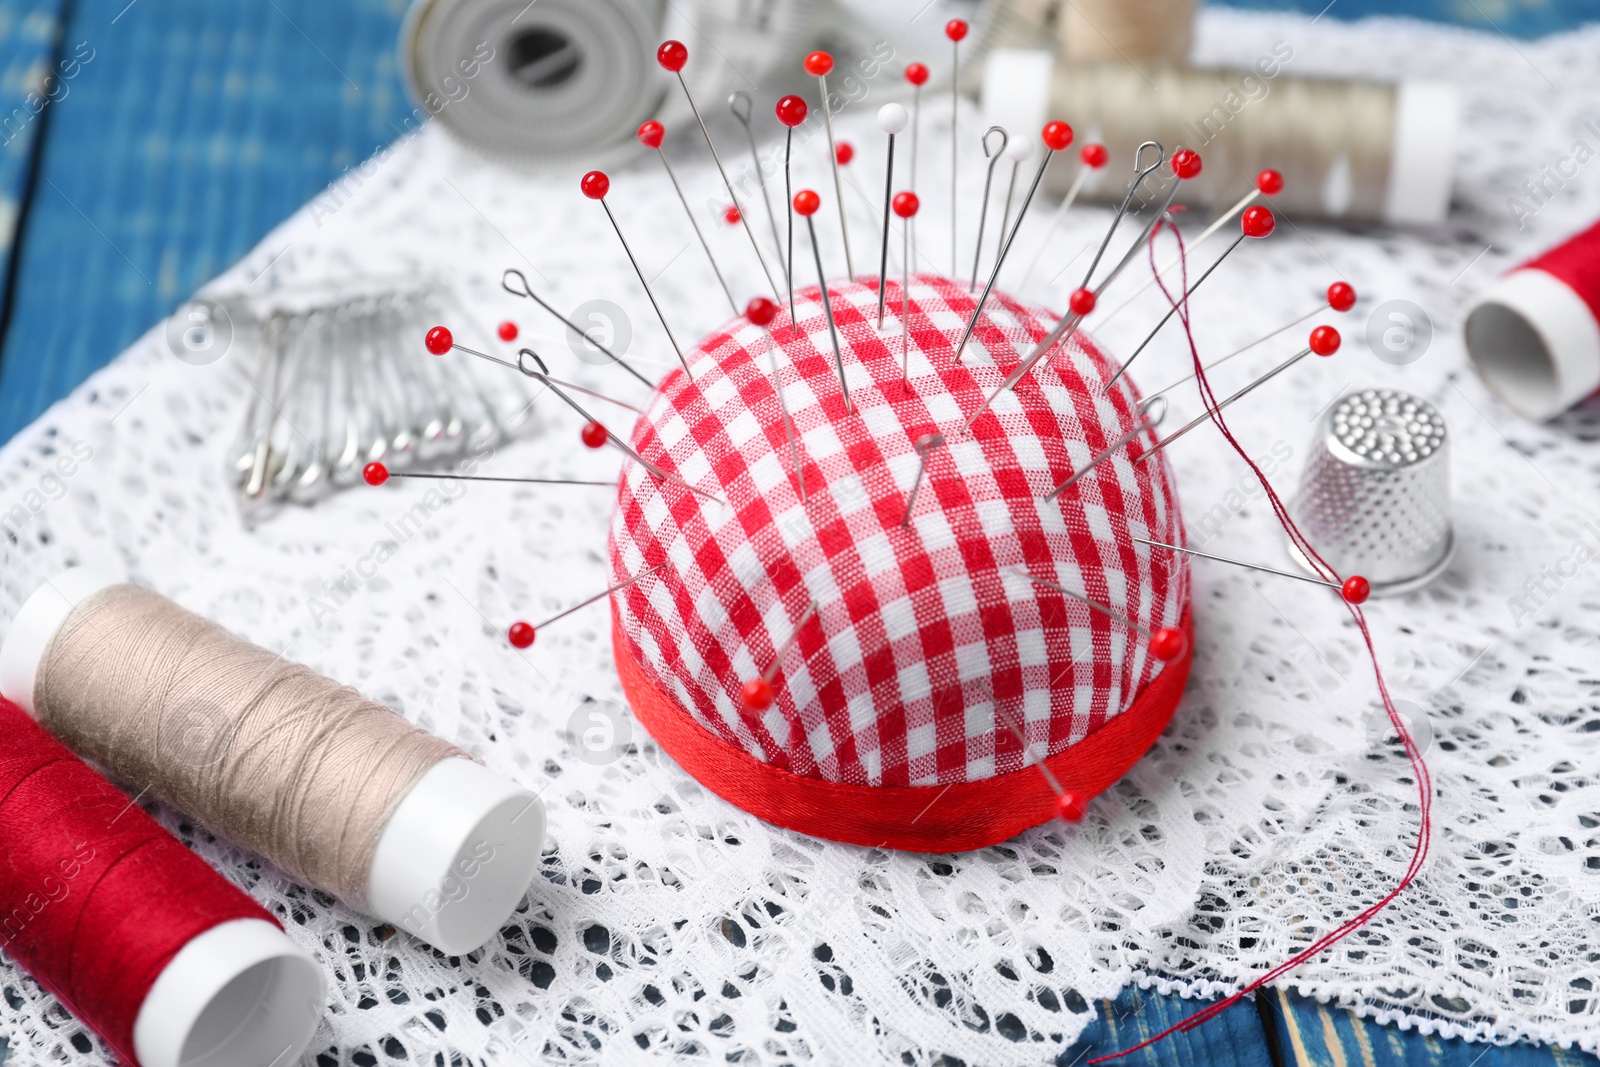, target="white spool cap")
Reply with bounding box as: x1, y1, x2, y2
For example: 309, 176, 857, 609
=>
981, 48, 1053, 141
134, 919, 323, 1067
1385, 81, 1458, 226
0, 568, 546, 956
1465, 268, 1600, 420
